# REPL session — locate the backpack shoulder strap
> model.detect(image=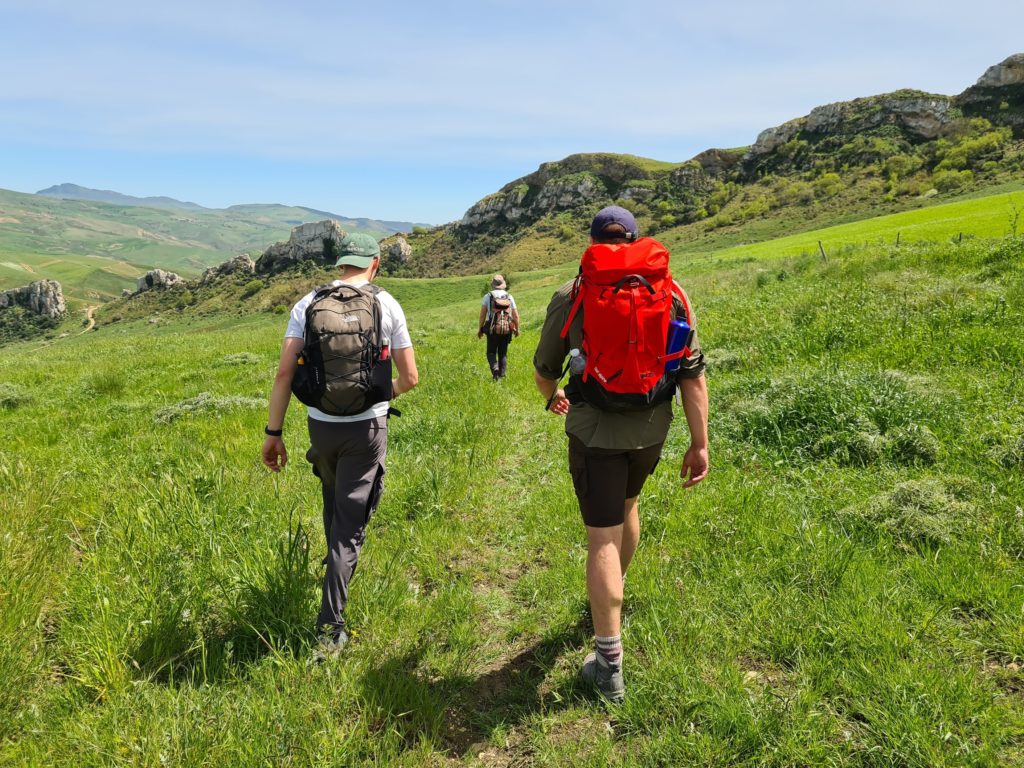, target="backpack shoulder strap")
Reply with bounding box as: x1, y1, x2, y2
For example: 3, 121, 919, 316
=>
559, 278, 586, 340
